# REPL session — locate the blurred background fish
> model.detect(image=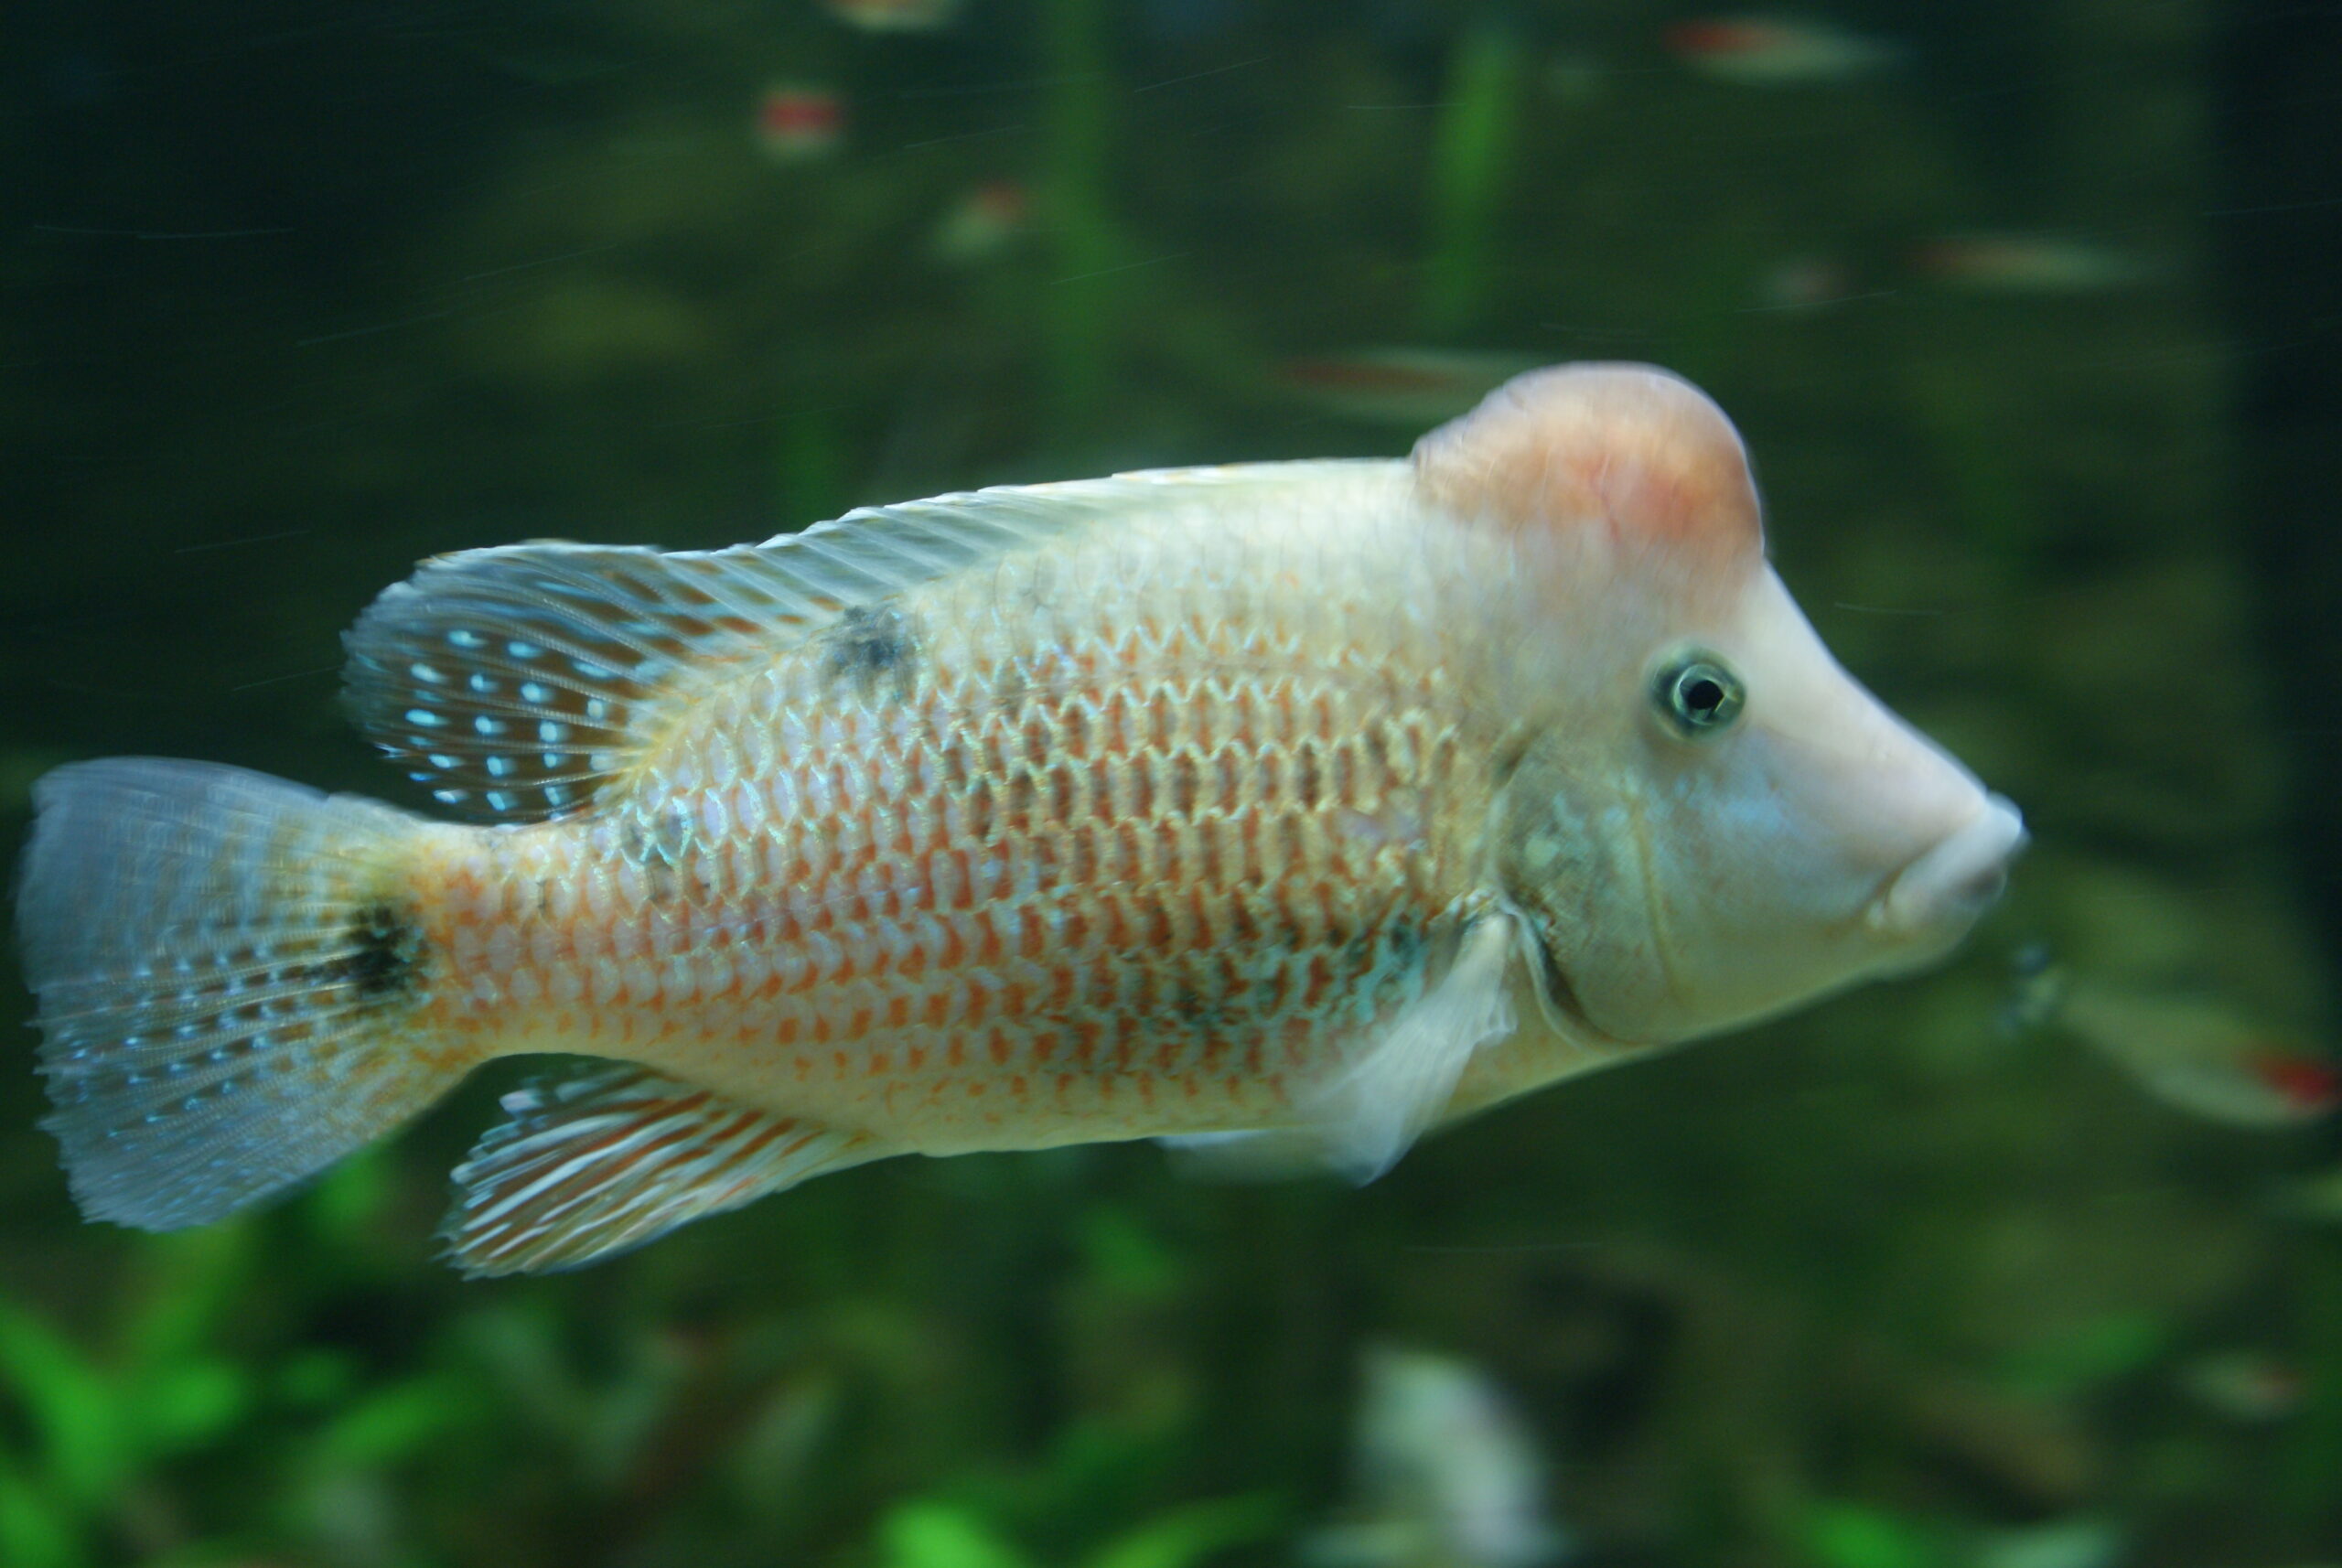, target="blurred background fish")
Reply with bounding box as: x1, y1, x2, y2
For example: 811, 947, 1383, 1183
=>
753, 83, 846, 162
823, 0, 961, 34
2007, 950, 2341, 1129
1306, 1346, 1567, 1568
1908, 234, 2159, 293
2176, 1348, 2304, 1424
930, 178, 1031, 265
1664, 16, 1904, 86
1272, 349, 1541, 427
